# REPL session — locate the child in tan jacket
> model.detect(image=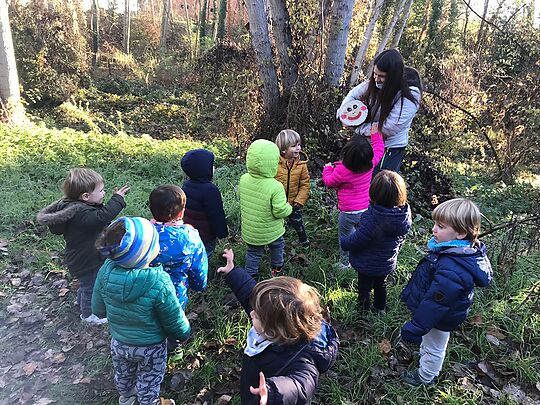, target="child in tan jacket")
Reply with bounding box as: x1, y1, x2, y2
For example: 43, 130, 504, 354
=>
275, 129, 310, 247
